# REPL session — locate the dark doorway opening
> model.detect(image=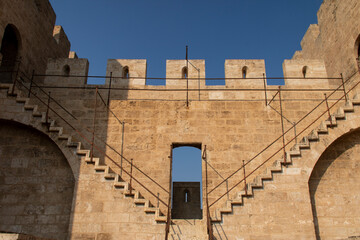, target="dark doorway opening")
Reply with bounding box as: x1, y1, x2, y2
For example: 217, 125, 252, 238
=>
171, 143, 202, 219
0, 25, 20, 83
